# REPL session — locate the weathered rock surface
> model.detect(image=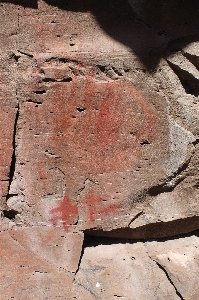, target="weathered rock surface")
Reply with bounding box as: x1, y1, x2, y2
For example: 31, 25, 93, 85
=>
0, 229, 78, 299
0, 0, 199, 299
75, 234, 199, 300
